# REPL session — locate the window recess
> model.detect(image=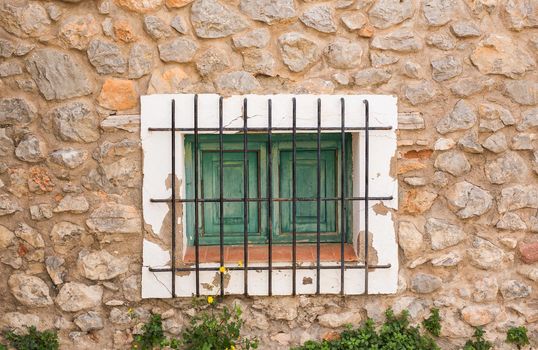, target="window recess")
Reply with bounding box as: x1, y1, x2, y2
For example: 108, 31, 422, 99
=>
141, 94, 398, 297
